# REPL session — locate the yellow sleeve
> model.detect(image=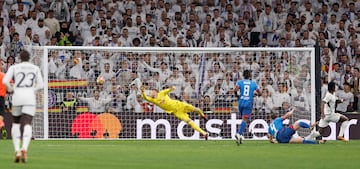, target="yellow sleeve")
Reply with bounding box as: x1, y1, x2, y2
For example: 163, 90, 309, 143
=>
141, 91, 155, 103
